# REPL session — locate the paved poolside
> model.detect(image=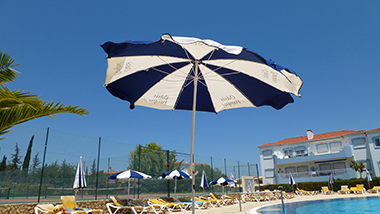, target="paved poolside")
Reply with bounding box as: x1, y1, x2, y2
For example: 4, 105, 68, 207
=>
180, 192, 380, 214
